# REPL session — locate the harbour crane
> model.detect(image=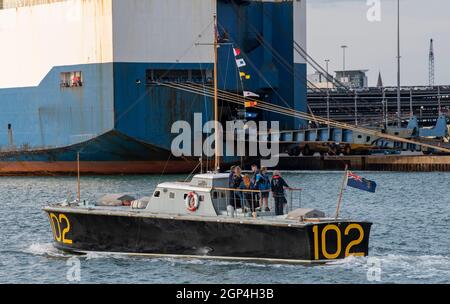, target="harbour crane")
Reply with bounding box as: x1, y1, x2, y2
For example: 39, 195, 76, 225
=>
429, 39, 435, 86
